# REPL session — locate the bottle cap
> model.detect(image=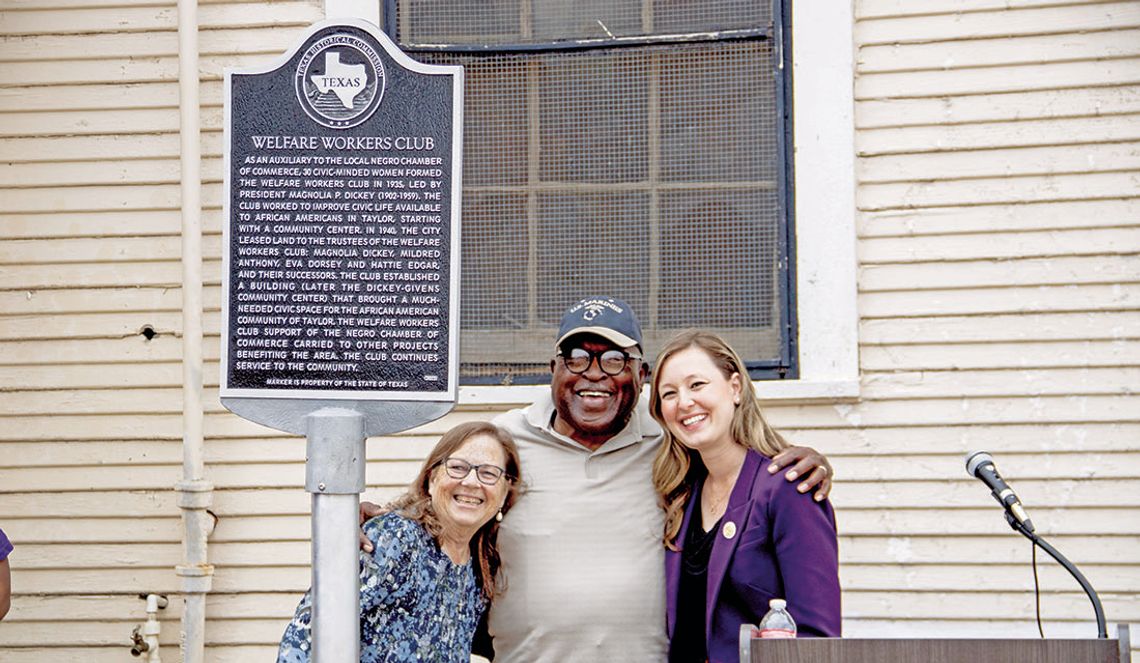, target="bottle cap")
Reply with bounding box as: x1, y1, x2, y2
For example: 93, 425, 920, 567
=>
769, 598, 786, 610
